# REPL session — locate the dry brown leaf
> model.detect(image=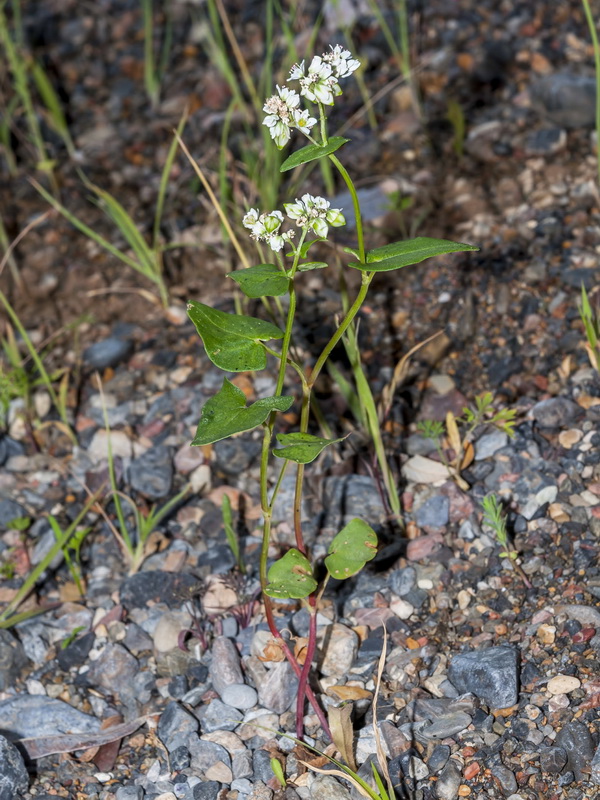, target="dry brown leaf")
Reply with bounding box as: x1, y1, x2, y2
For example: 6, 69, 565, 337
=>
328, 702, 356, 772
294, 637, 308, 665
445, 411, 461, 457
19, 716, 148, 759
327, 685, 373, 702
460, 440, 475, 470
257, 638, 286, 663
